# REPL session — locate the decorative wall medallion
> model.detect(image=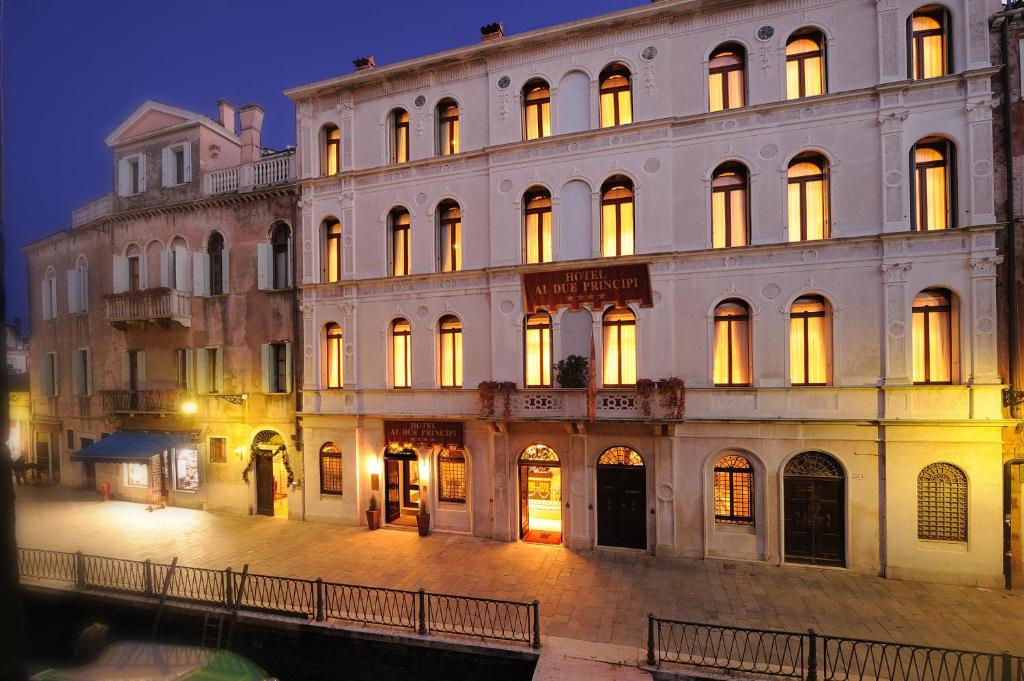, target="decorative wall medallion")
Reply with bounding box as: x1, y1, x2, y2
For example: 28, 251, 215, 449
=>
888, 321, 905, 338
653, 291, 662, 305
417, 305, 429, 319
973, 160, 991, 176
759, 143, 779, 159
415, 192, 428, 205
611, 135, 622, 145
884, 170, 902, 187
499, 179, 513, 194
643, 157, 661, 174
529, 148, 541, 158
800, 107, 814, 119
302, 239, 312, 252
756, 25, 775, 41
304, 345, 313, 358
345, 343, 355, 356
977, 317, 995, 334
414, 95, 426, 108
722, 119, 737, 131
500, 300, 514, 314
656, 483, 674, 502
391, 172, 402, 182
641, 46, 658, 61
441, 278, 456, 289
568, 141, 581, 153
343, 235, 353, 247
761, 283, 781, 300
725, 255, 740, 268
393, 283, 404, 293
497, 75, 511, 90
801, 249, 820, 262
